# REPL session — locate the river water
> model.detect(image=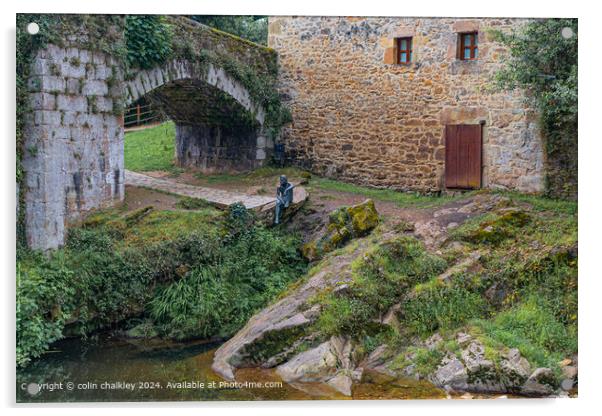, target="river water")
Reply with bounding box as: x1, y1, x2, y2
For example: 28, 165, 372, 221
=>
17, 333, 447, 402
